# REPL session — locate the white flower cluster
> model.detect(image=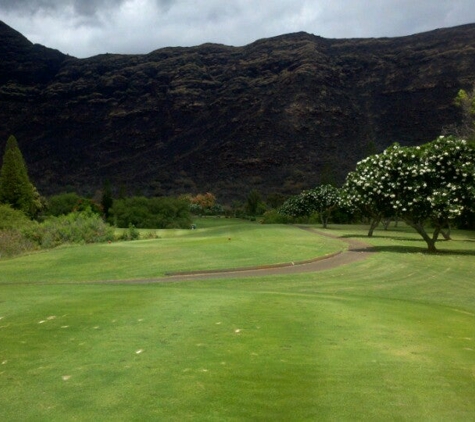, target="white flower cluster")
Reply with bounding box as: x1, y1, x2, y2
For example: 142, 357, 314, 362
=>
279, 184, 340, 217
343, 136, 475, 222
